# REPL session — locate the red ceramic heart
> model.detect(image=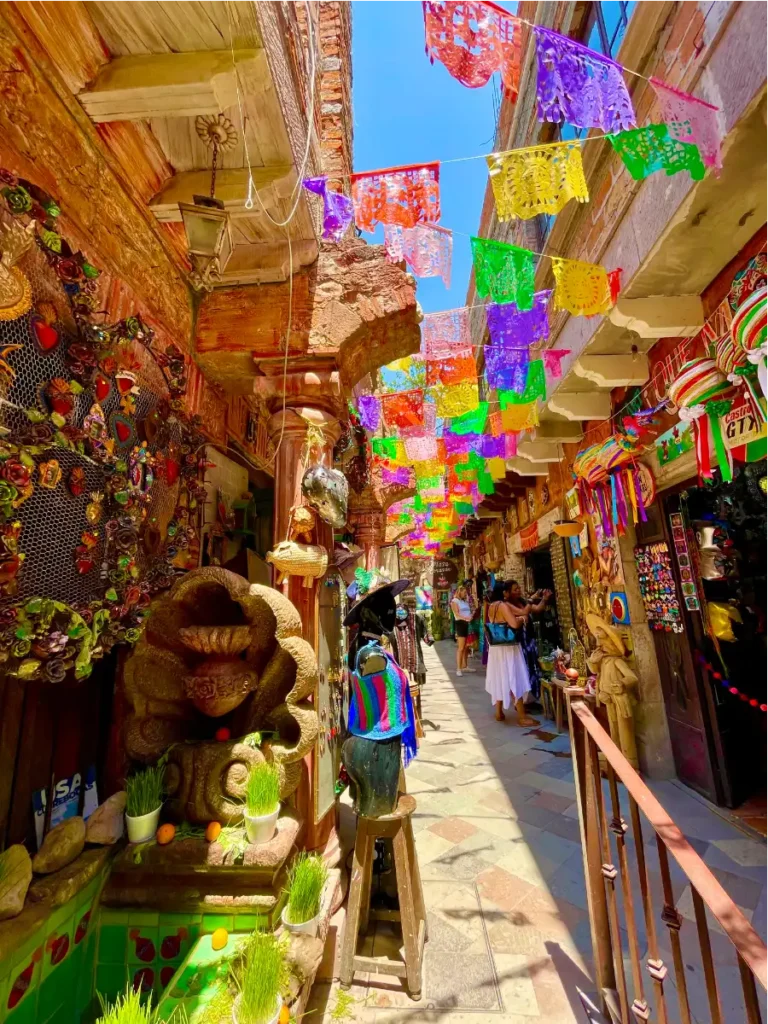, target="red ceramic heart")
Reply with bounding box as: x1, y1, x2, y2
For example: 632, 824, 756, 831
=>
31, 316, 59, 352
116, 374, 134, 395
165, 459, 180, 486
95, 375, 110, 401
115, 420, 132, 443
